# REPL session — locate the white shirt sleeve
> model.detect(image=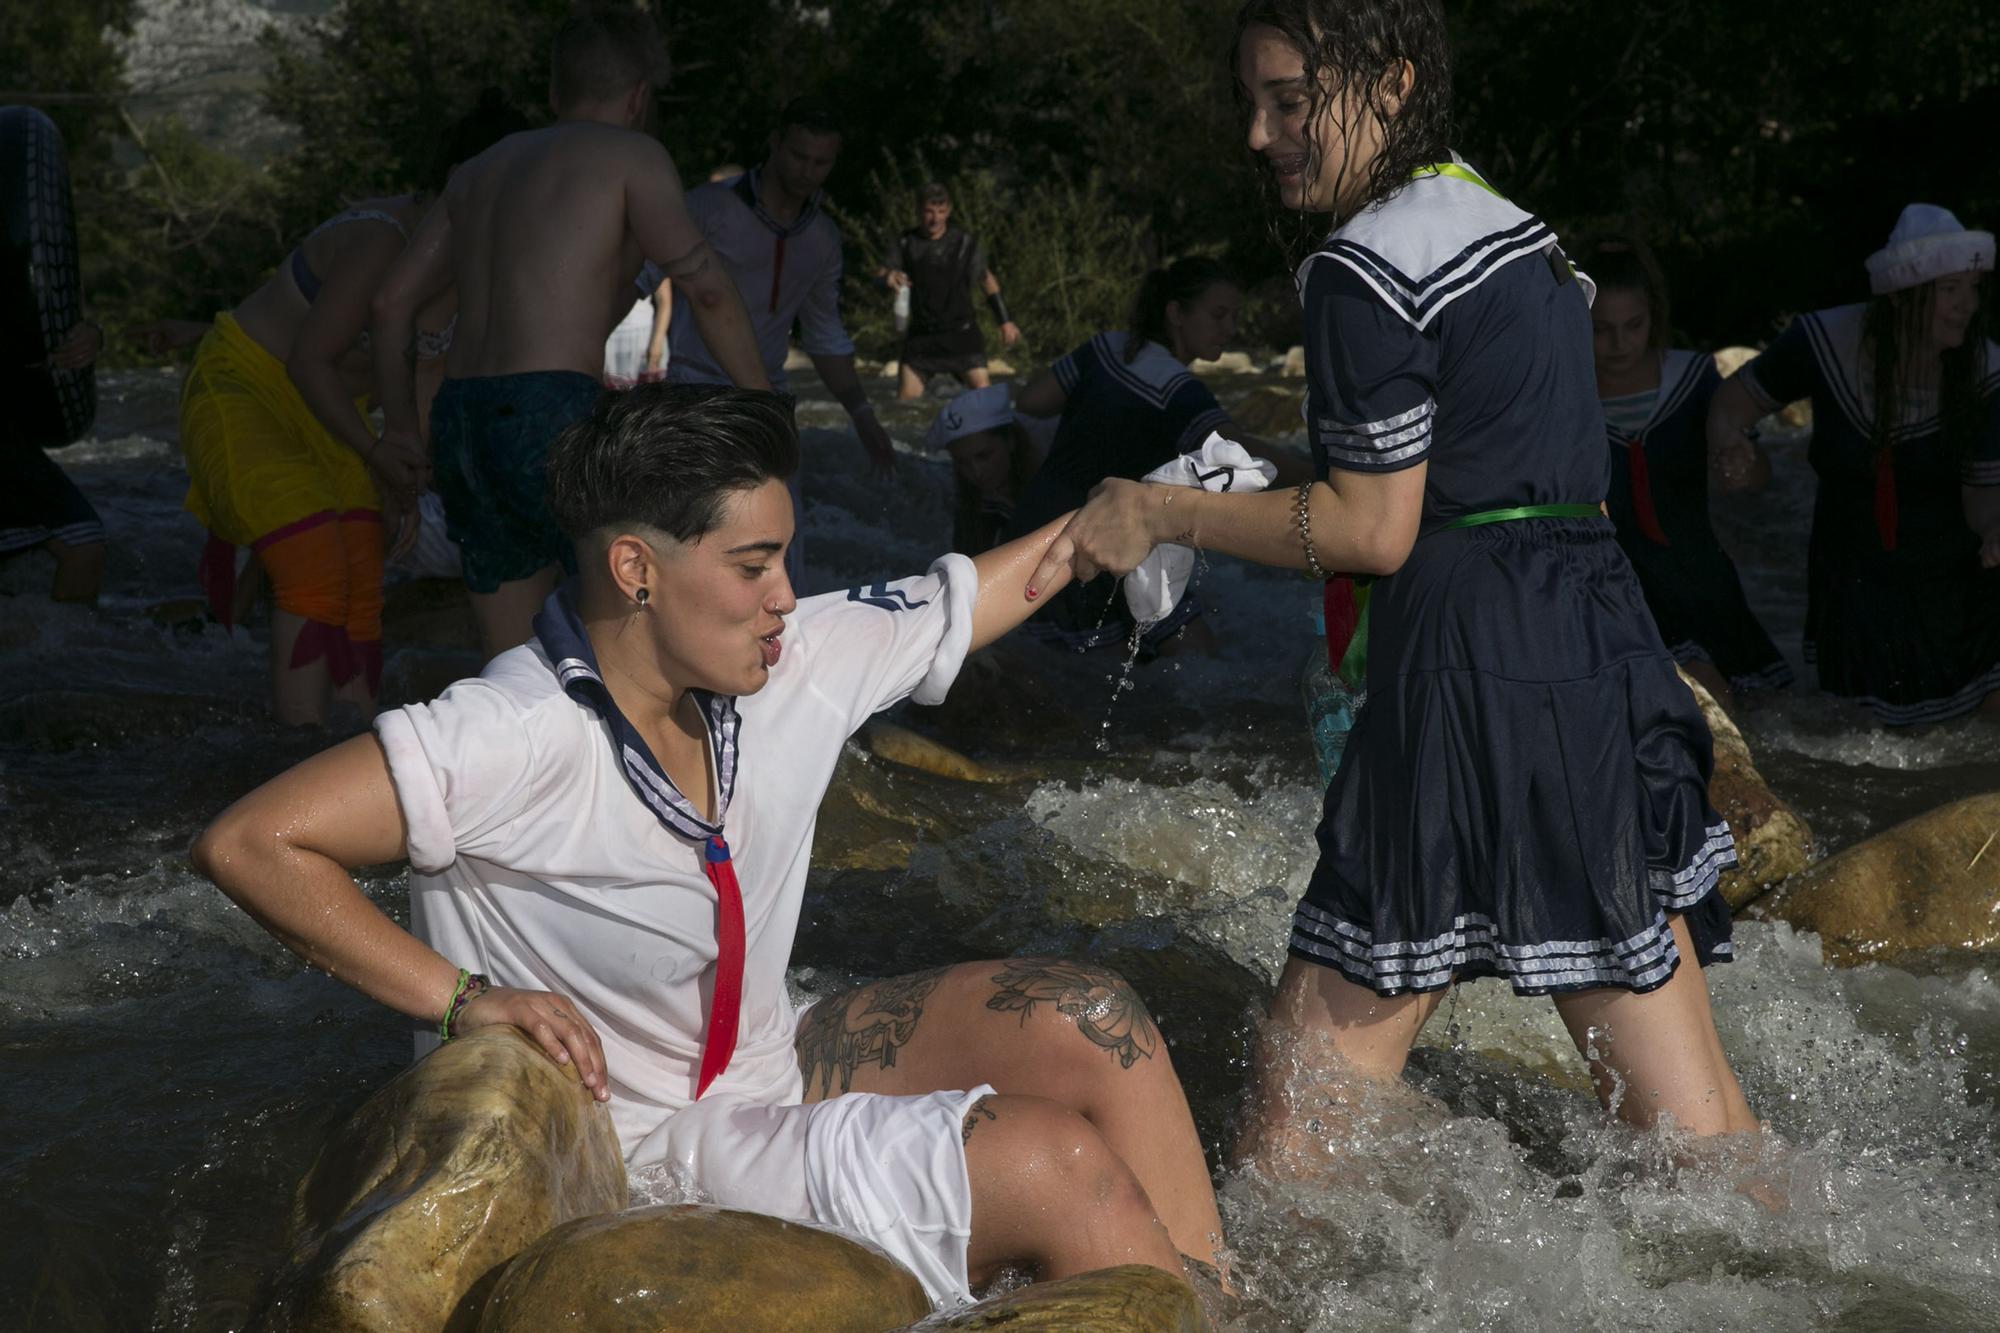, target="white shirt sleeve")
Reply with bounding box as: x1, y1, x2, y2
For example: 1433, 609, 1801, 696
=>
798, 552, 978, 732
796, 221, 857, 359
373, 681, 539, 874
